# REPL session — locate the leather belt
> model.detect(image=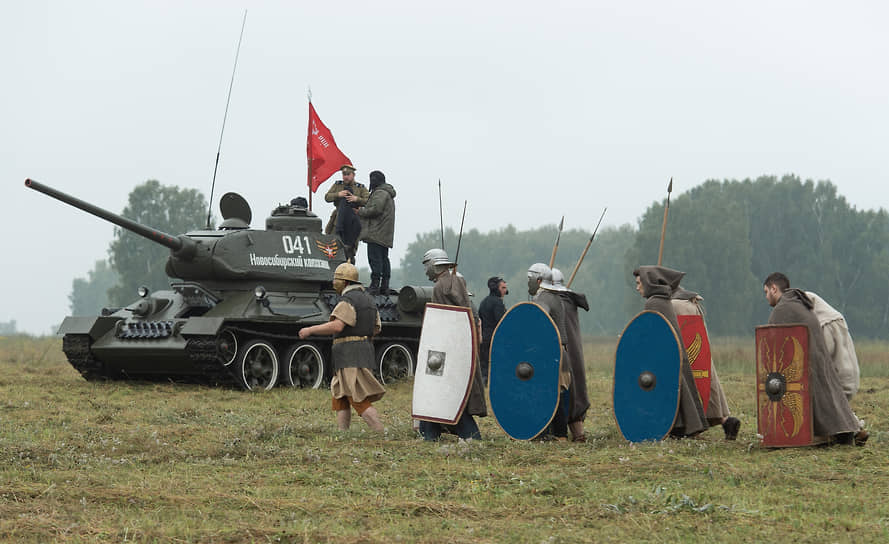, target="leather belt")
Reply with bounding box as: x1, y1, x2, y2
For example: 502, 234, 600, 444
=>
333, 335, 370, 345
